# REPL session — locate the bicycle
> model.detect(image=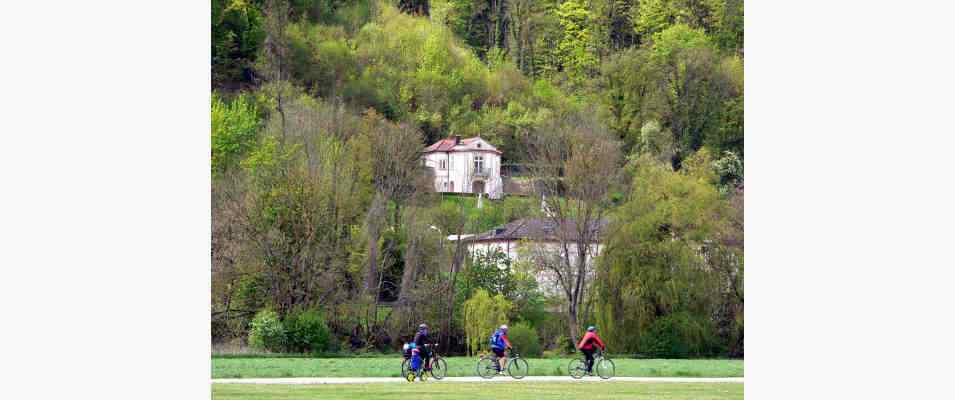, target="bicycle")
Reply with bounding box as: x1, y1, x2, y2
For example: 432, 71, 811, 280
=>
401, 343, 448, 382
568, 348, 615, 379
476, 348, 529, 379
